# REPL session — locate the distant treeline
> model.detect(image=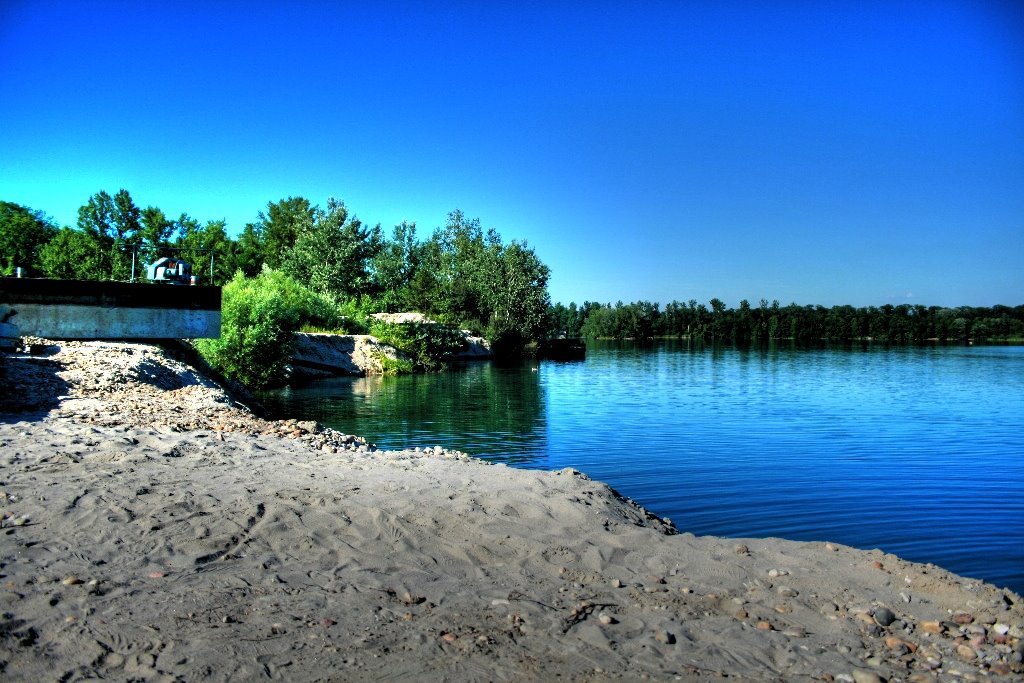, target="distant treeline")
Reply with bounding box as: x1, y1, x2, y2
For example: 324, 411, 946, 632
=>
548, 299, 1024, 344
